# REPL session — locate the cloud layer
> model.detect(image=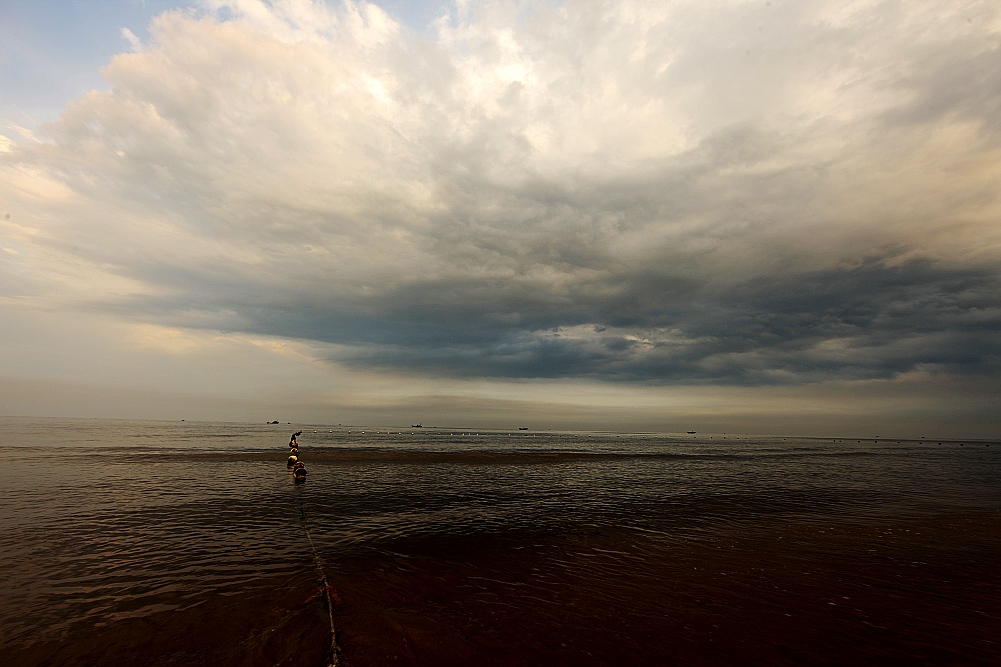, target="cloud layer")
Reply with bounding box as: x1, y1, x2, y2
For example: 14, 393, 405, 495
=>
2, 0, 1000, 392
